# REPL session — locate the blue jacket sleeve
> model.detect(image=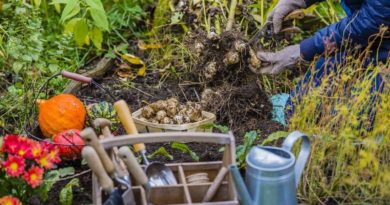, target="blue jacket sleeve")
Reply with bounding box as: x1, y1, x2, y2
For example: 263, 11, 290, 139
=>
300, 0, 390, 61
